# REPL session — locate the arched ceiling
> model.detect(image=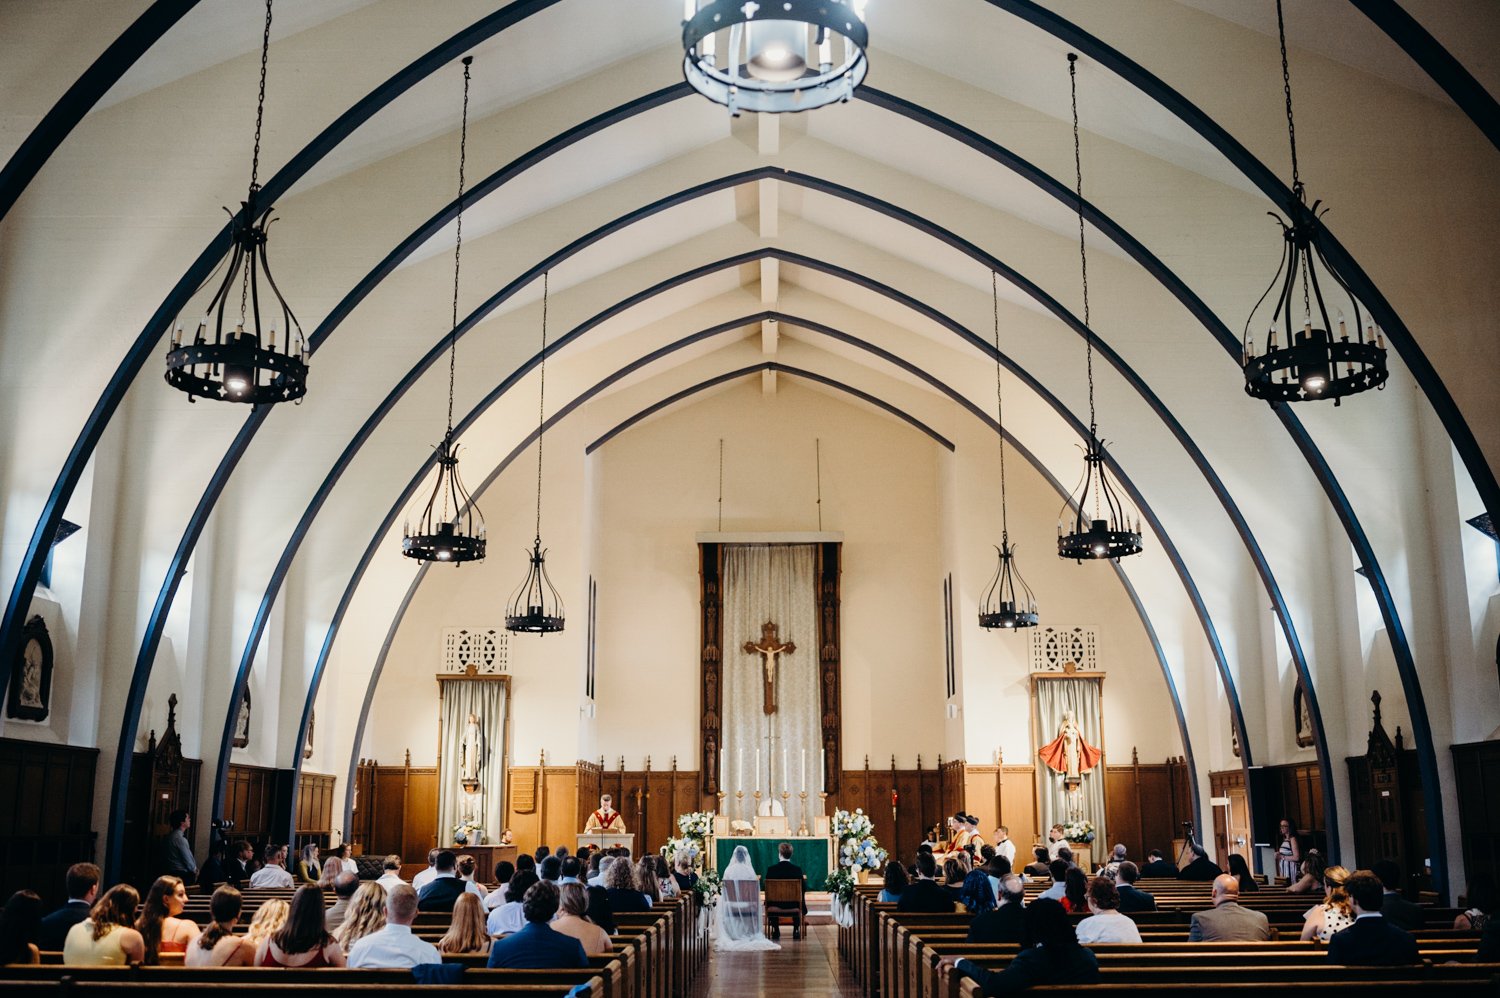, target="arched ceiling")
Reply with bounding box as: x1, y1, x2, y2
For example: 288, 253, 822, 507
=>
2, 0, 1497, 899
